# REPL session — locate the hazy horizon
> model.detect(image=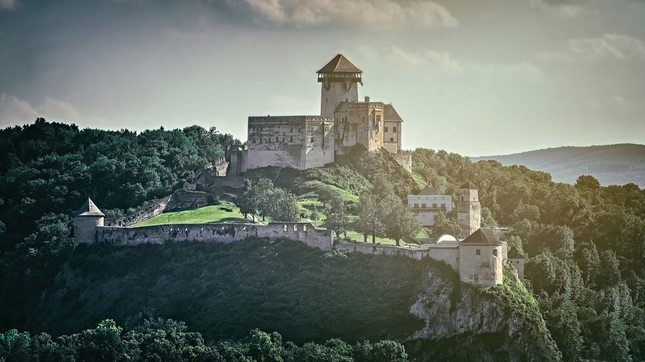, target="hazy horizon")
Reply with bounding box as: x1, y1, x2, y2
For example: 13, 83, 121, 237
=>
1, 0, 644, 156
